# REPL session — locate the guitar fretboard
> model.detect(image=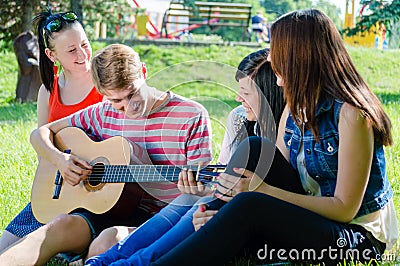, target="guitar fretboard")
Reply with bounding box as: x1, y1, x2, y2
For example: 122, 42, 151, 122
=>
89, 164, 224, 183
